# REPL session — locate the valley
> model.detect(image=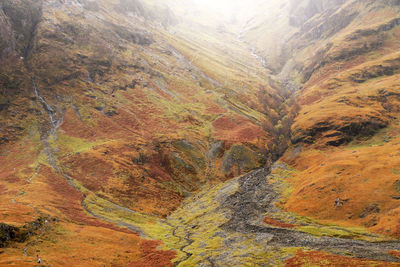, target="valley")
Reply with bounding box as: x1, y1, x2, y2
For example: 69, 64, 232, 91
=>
0, 0, 400, 266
